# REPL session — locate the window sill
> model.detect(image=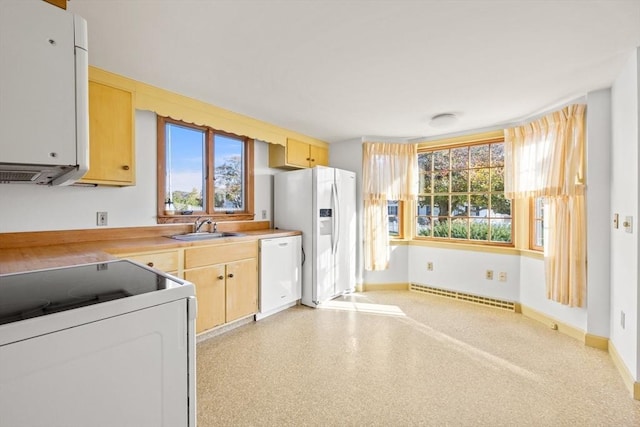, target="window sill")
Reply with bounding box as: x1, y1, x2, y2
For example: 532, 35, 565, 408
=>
409, 239, 519, 255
